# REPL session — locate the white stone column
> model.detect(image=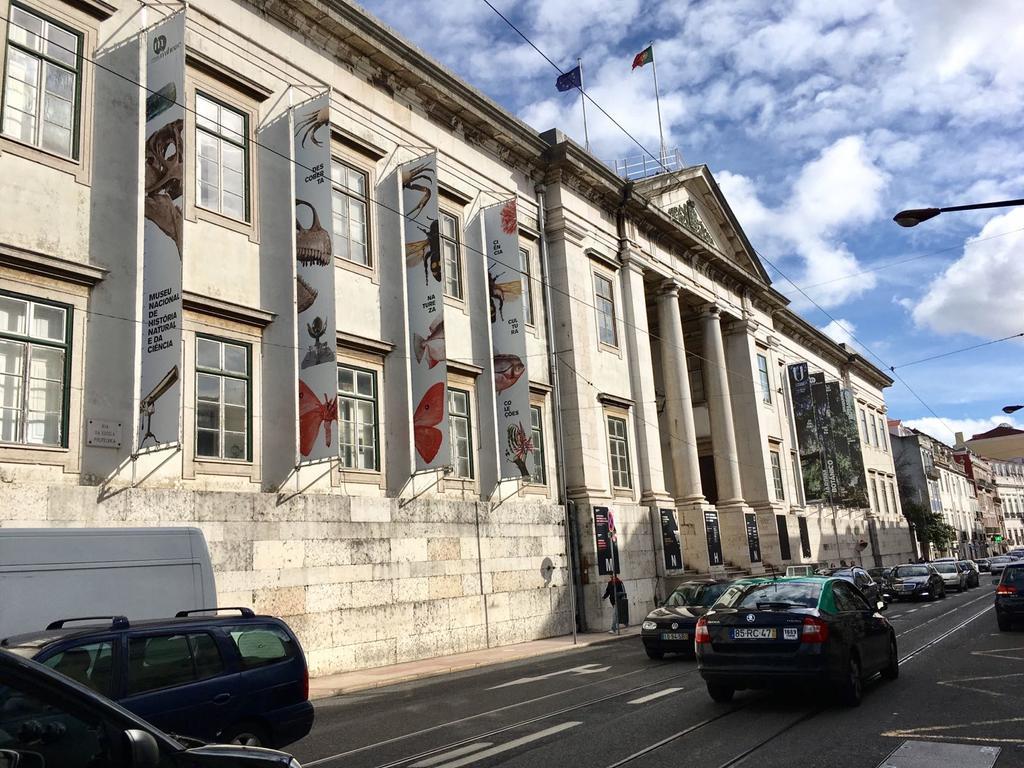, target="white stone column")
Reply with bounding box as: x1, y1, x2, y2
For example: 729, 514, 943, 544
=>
657, 282, 704, 503
702, 304, 745, 506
